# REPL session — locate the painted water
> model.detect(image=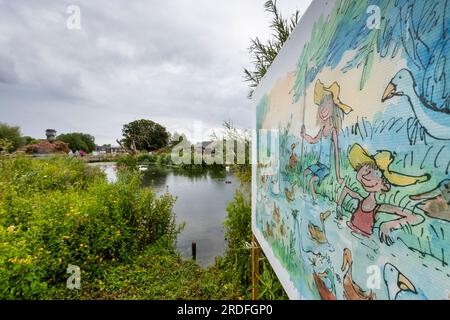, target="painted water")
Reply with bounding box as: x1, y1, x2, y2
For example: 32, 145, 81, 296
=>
90, 163, 238, 267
